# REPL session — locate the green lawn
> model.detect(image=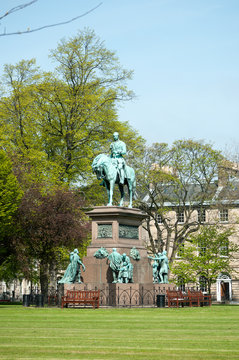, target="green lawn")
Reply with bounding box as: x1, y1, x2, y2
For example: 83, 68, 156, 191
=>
0, 305, 239, 360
